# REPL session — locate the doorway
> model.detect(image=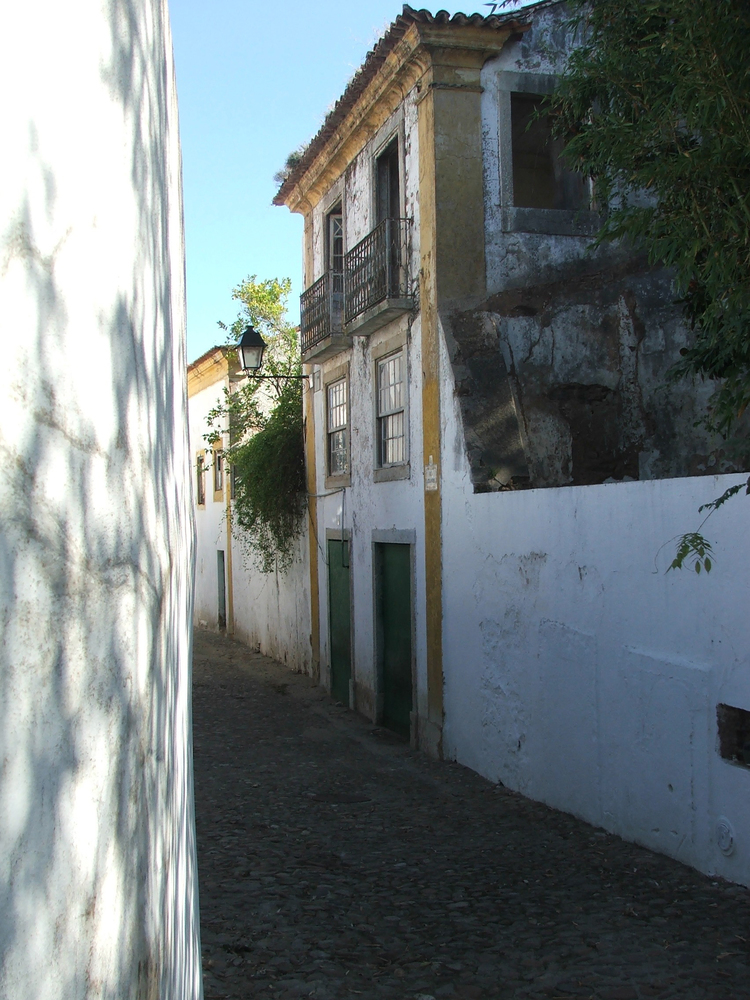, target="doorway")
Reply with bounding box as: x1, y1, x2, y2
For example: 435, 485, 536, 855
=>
375, 542, 412, 738
327, 538, 351, 705
217, 550, 226, 630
